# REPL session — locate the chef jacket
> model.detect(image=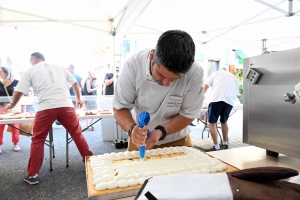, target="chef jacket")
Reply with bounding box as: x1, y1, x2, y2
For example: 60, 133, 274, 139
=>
113, 50, 204, 145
